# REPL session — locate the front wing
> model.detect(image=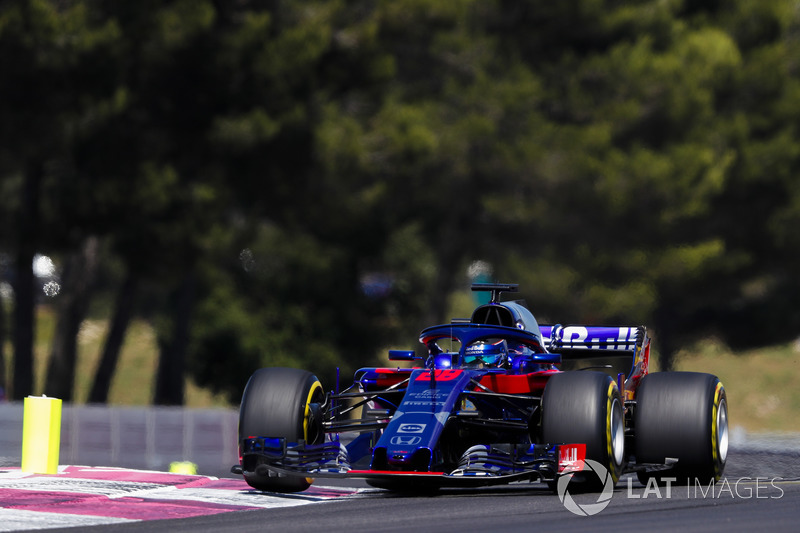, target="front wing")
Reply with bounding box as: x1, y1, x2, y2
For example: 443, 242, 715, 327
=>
233, 437, 588, 488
